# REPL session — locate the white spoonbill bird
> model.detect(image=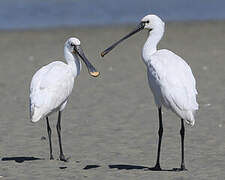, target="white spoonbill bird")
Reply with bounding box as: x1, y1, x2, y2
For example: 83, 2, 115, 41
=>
30, 37, 99, 161
101, 14, 198, 171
